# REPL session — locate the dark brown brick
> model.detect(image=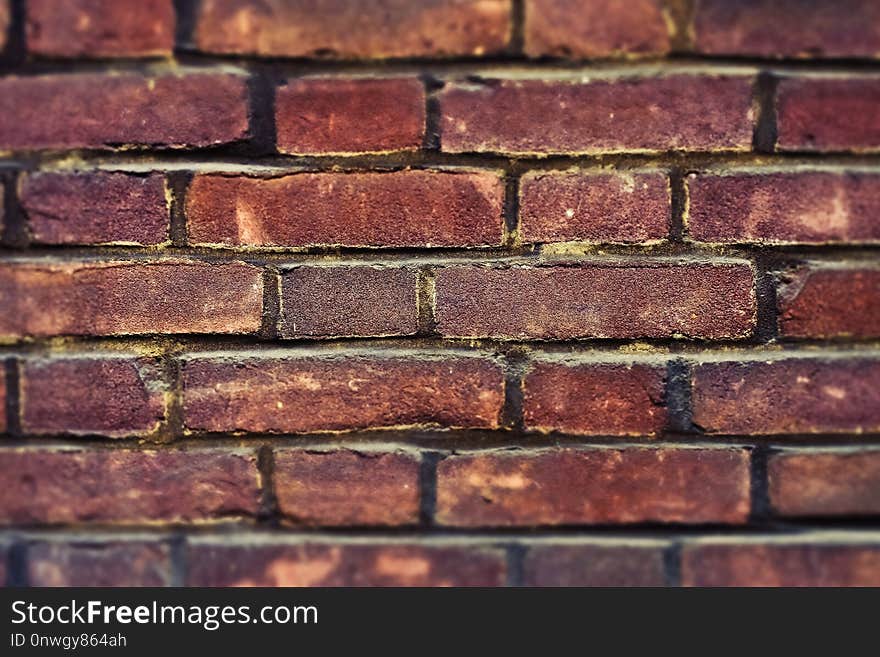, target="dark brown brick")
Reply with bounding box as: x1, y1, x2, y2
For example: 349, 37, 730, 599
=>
523, 543, 669, 586
186, 171, 504, 248
28, 541, 172, 586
